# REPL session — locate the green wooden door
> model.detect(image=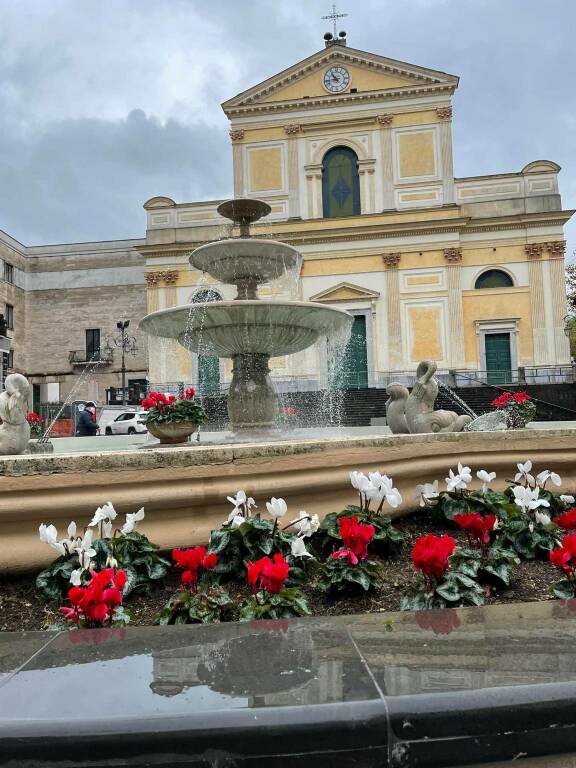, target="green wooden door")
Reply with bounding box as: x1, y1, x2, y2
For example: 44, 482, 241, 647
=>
198, 355, 220, 395
341, 315, 368, 389
485, 333, 512, 385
